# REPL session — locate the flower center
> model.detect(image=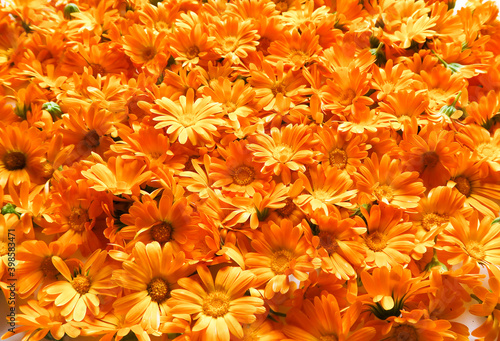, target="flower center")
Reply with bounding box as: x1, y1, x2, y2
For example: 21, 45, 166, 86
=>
41, 257, 58, 277
151, 222, 173, 243
274, 0, 288, 11
178, 113, 197, 127
270, 249, 293, 275
258, 37, 271, 54
222, 37, 238, 53
225, 101, 237, 113
68, 207, 88, 232
338, 88, 356, 106
202, 291, 230, 317
275, 198, 295, 217
374, 185, 394, 203
289, 50, 307, 64
142, 46, 156, 61
272, 144, 293, 163
318, 231, 339, 255
186, 46, 200, 60
232, 165, 255, 186
421, 213, 448, 232
147, 277, 170, 303
0, 242, 7, 256
83, 129, 100, 149
365, 232, 388, 252
329, 148, 348, 169
465, 241, 485, 261
271, 83, 286, 96
72, 274, 91, 295
477, 143, 498, 158
393, 324, 418, 341
89, 63, 106, 76
454, 176, 471, 197
422, 151, 439, 168
3, 151, 27, 171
